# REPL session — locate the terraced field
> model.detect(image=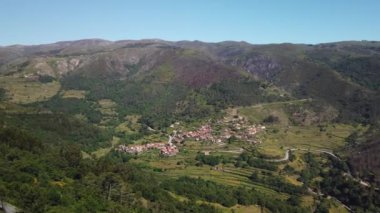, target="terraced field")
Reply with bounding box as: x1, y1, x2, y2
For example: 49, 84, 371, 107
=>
132, 146, 290, 201
168, 192, 270, 213
256, 124, 362, 157
238, 99, 311, 125
237, 100, 367, 157
91, 136, 121, 158
0, 76, 60, 104
61, 89, 86, 99
158, 164, 290, 200
93, 99, 358, 212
